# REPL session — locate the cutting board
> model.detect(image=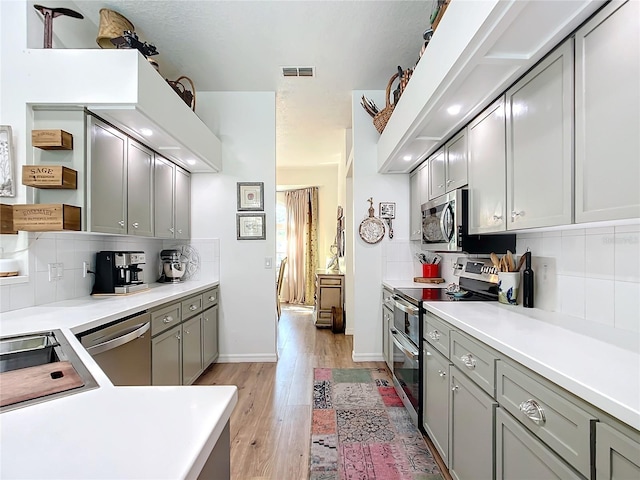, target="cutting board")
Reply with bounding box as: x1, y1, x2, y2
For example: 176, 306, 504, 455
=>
0, 361, 85, 407
413, 277, 445, 284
